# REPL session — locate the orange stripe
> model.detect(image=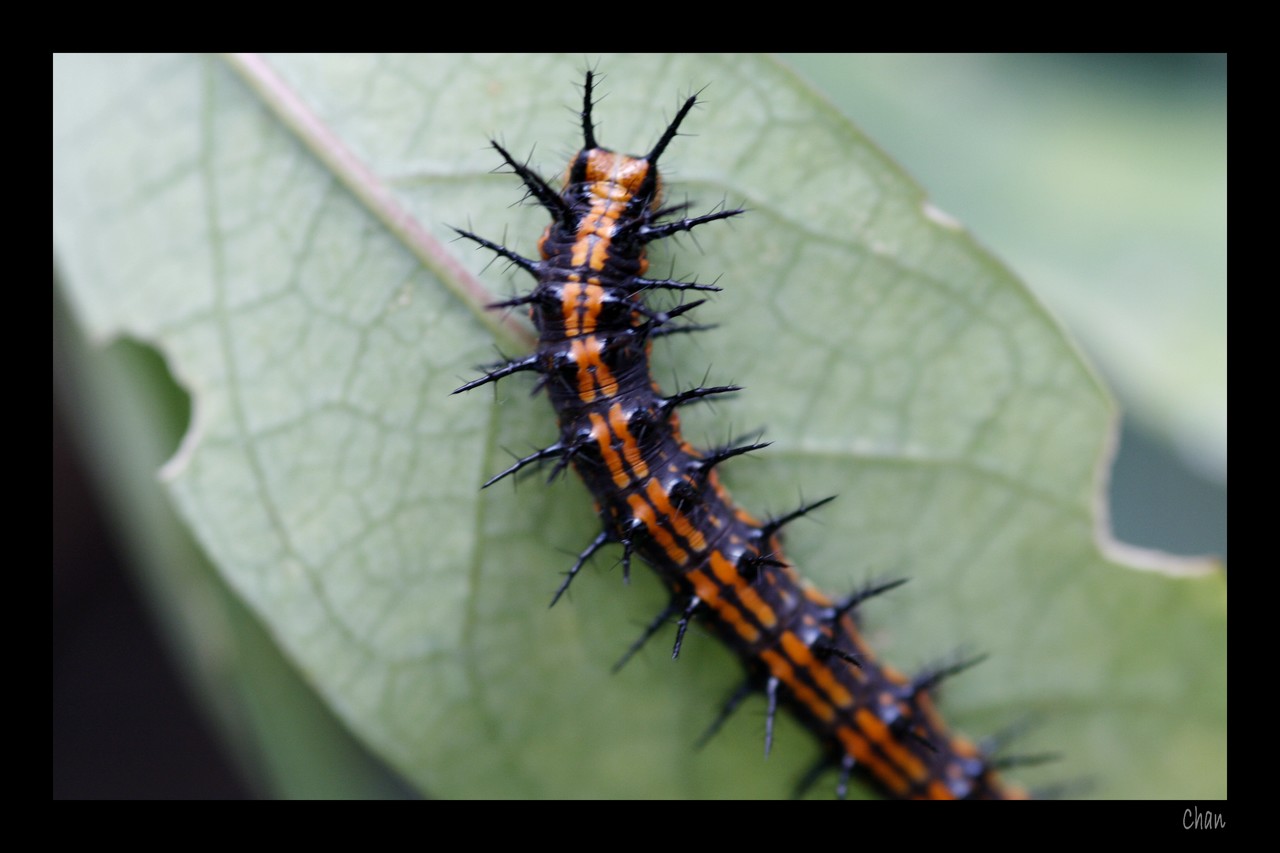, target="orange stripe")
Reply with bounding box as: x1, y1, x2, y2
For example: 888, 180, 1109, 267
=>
571, 337, 618, 403
856, 706, 927, 783
927, 779, 956, 800
836, 725, 909, 796
643, 478, 693, 548
562, 281, 583, 337
643, 477, 706, 551
608, 403, 648, 481
575, 280, 603, 336
689, 569, 759, 643
759, 648, 834, 723
736, 584, 777, 629
780, 632, 853, 708
627, 493, 688, 565
708, 551, 778, 631
590, 411, 630, 489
